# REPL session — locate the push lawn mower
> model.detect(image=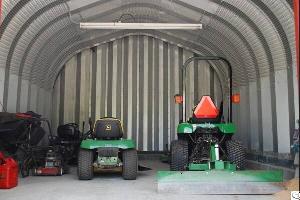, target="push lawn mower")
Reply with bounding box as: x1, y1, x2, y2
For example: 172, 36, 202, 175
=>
29, 122, 82, 177
157, 56, 283, 194
33, 146, 64, 176
30, 123, 81, 177
78, 118, 137, 180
